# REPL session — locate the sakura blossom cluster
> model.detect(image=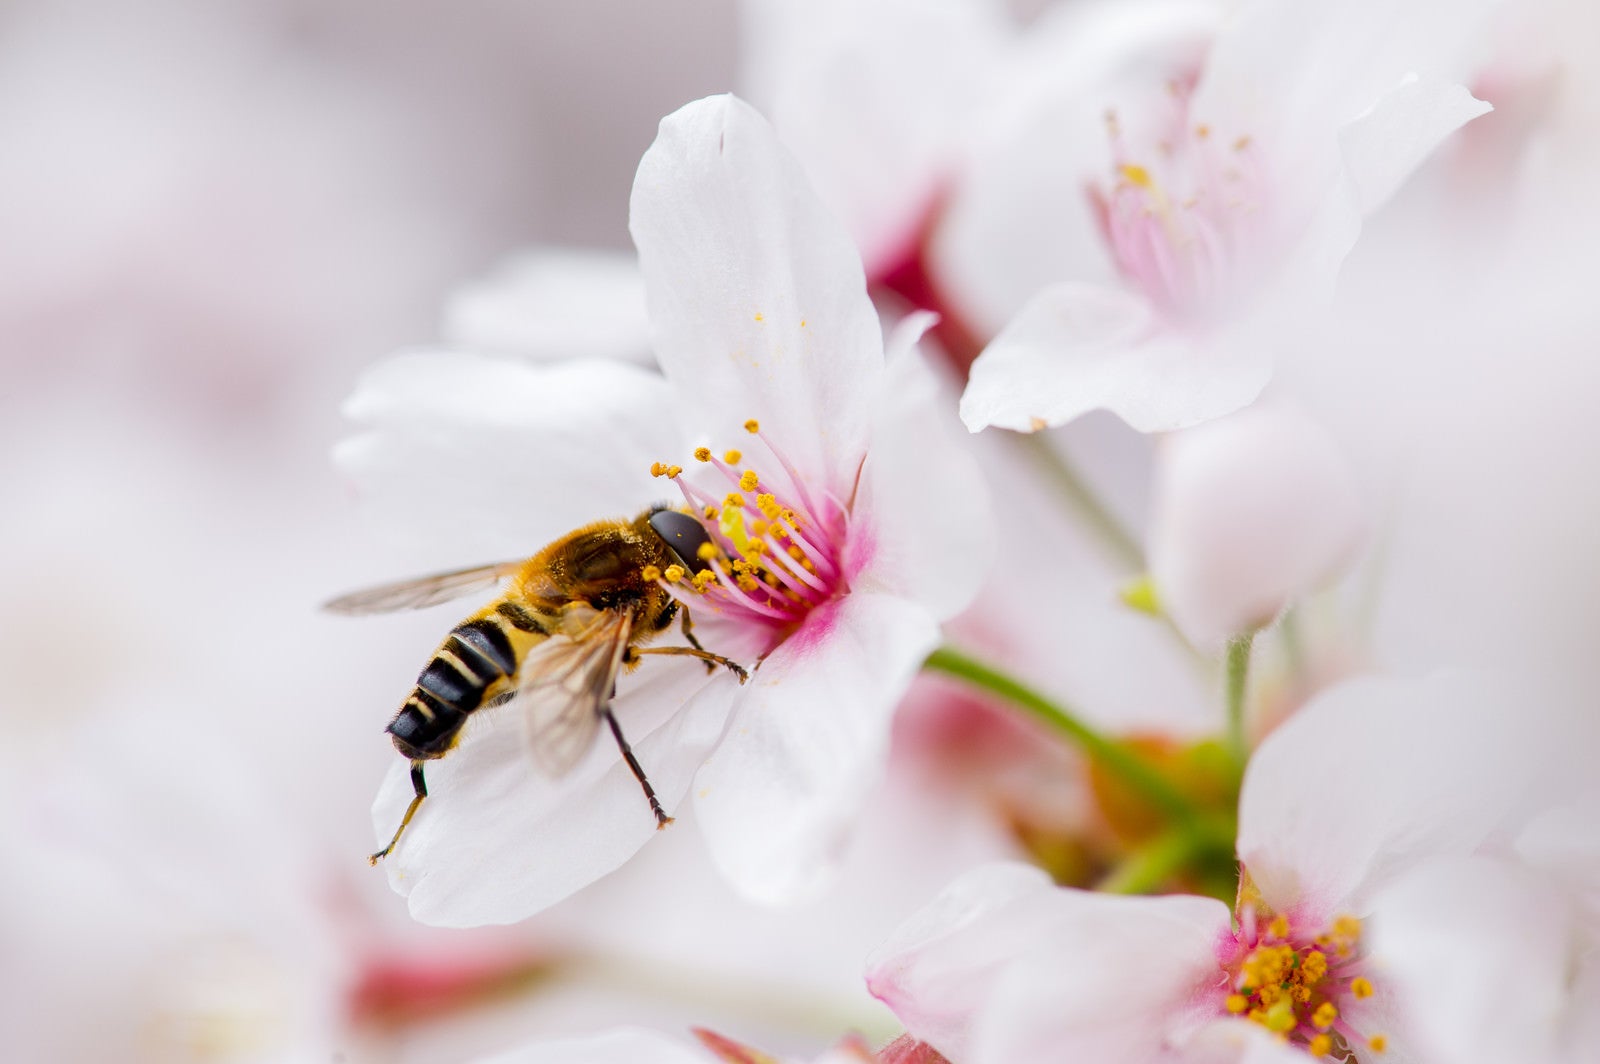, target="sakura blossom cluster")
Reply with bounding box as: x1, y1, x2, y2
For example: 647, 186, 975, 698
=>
329, 0, 1600, 1061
